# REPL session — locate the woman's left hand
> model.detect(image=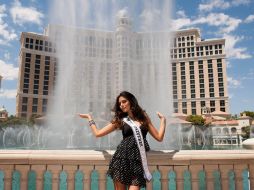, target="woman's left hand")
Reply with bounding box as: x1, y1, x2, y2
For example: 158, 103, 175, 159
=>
157, 112, 165, 120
